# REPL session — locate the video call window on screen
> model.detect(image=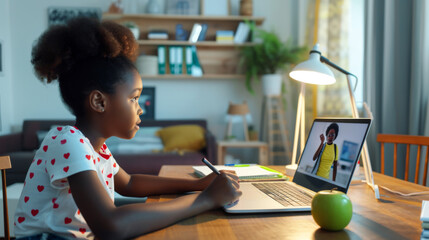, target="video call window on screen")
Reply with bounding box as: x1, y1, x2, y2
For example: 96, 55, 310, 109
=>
297, 121, 369, 188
